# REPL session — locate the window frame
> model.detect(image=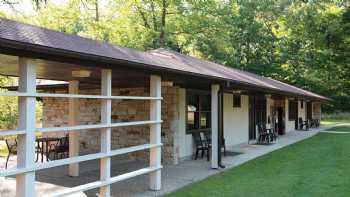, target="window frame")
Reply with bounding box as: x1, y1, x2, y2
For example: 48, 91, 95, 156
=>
288, 100, 298, 121
185, 89, 211, 133
233, 94, 241, 108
